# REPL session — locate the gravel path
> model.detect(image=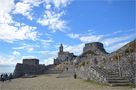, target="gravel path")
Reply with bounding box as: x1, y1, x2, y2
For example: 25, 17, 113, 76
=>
0, 74, 132, 90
